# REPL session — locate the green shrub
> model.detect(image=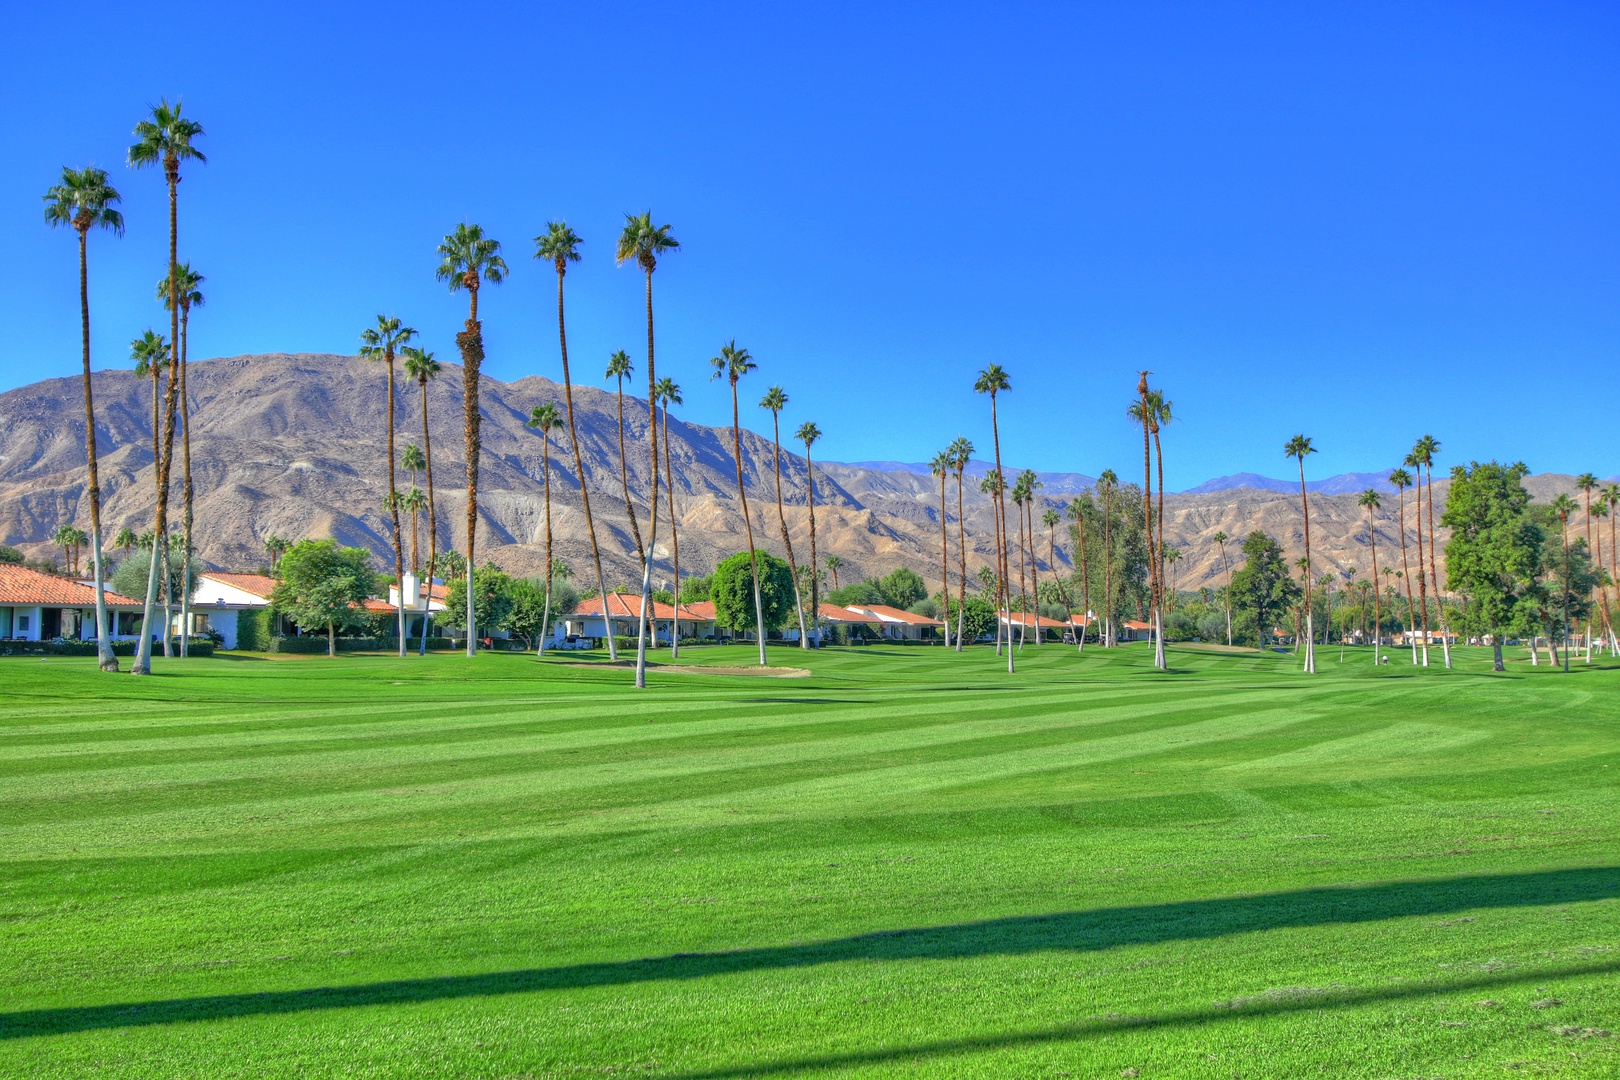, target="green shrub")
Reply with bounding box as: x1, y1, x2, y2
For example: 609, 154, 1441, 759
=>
266, 635, 458, 654
232, 608, 274, 651
0, 639, 212, 658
